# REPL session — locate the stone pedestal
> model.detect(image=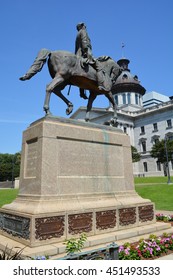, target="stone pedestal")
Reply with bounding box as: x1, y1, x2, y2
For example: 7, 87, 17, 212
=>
0, 117, 155, 247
